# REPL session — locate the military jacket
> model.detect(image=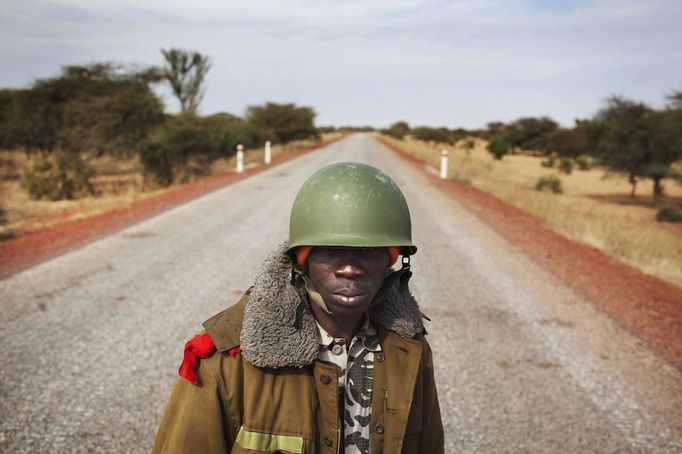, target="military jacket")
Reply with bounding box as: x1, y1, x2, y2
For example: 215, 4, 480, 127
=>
153, 243, 443, 453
